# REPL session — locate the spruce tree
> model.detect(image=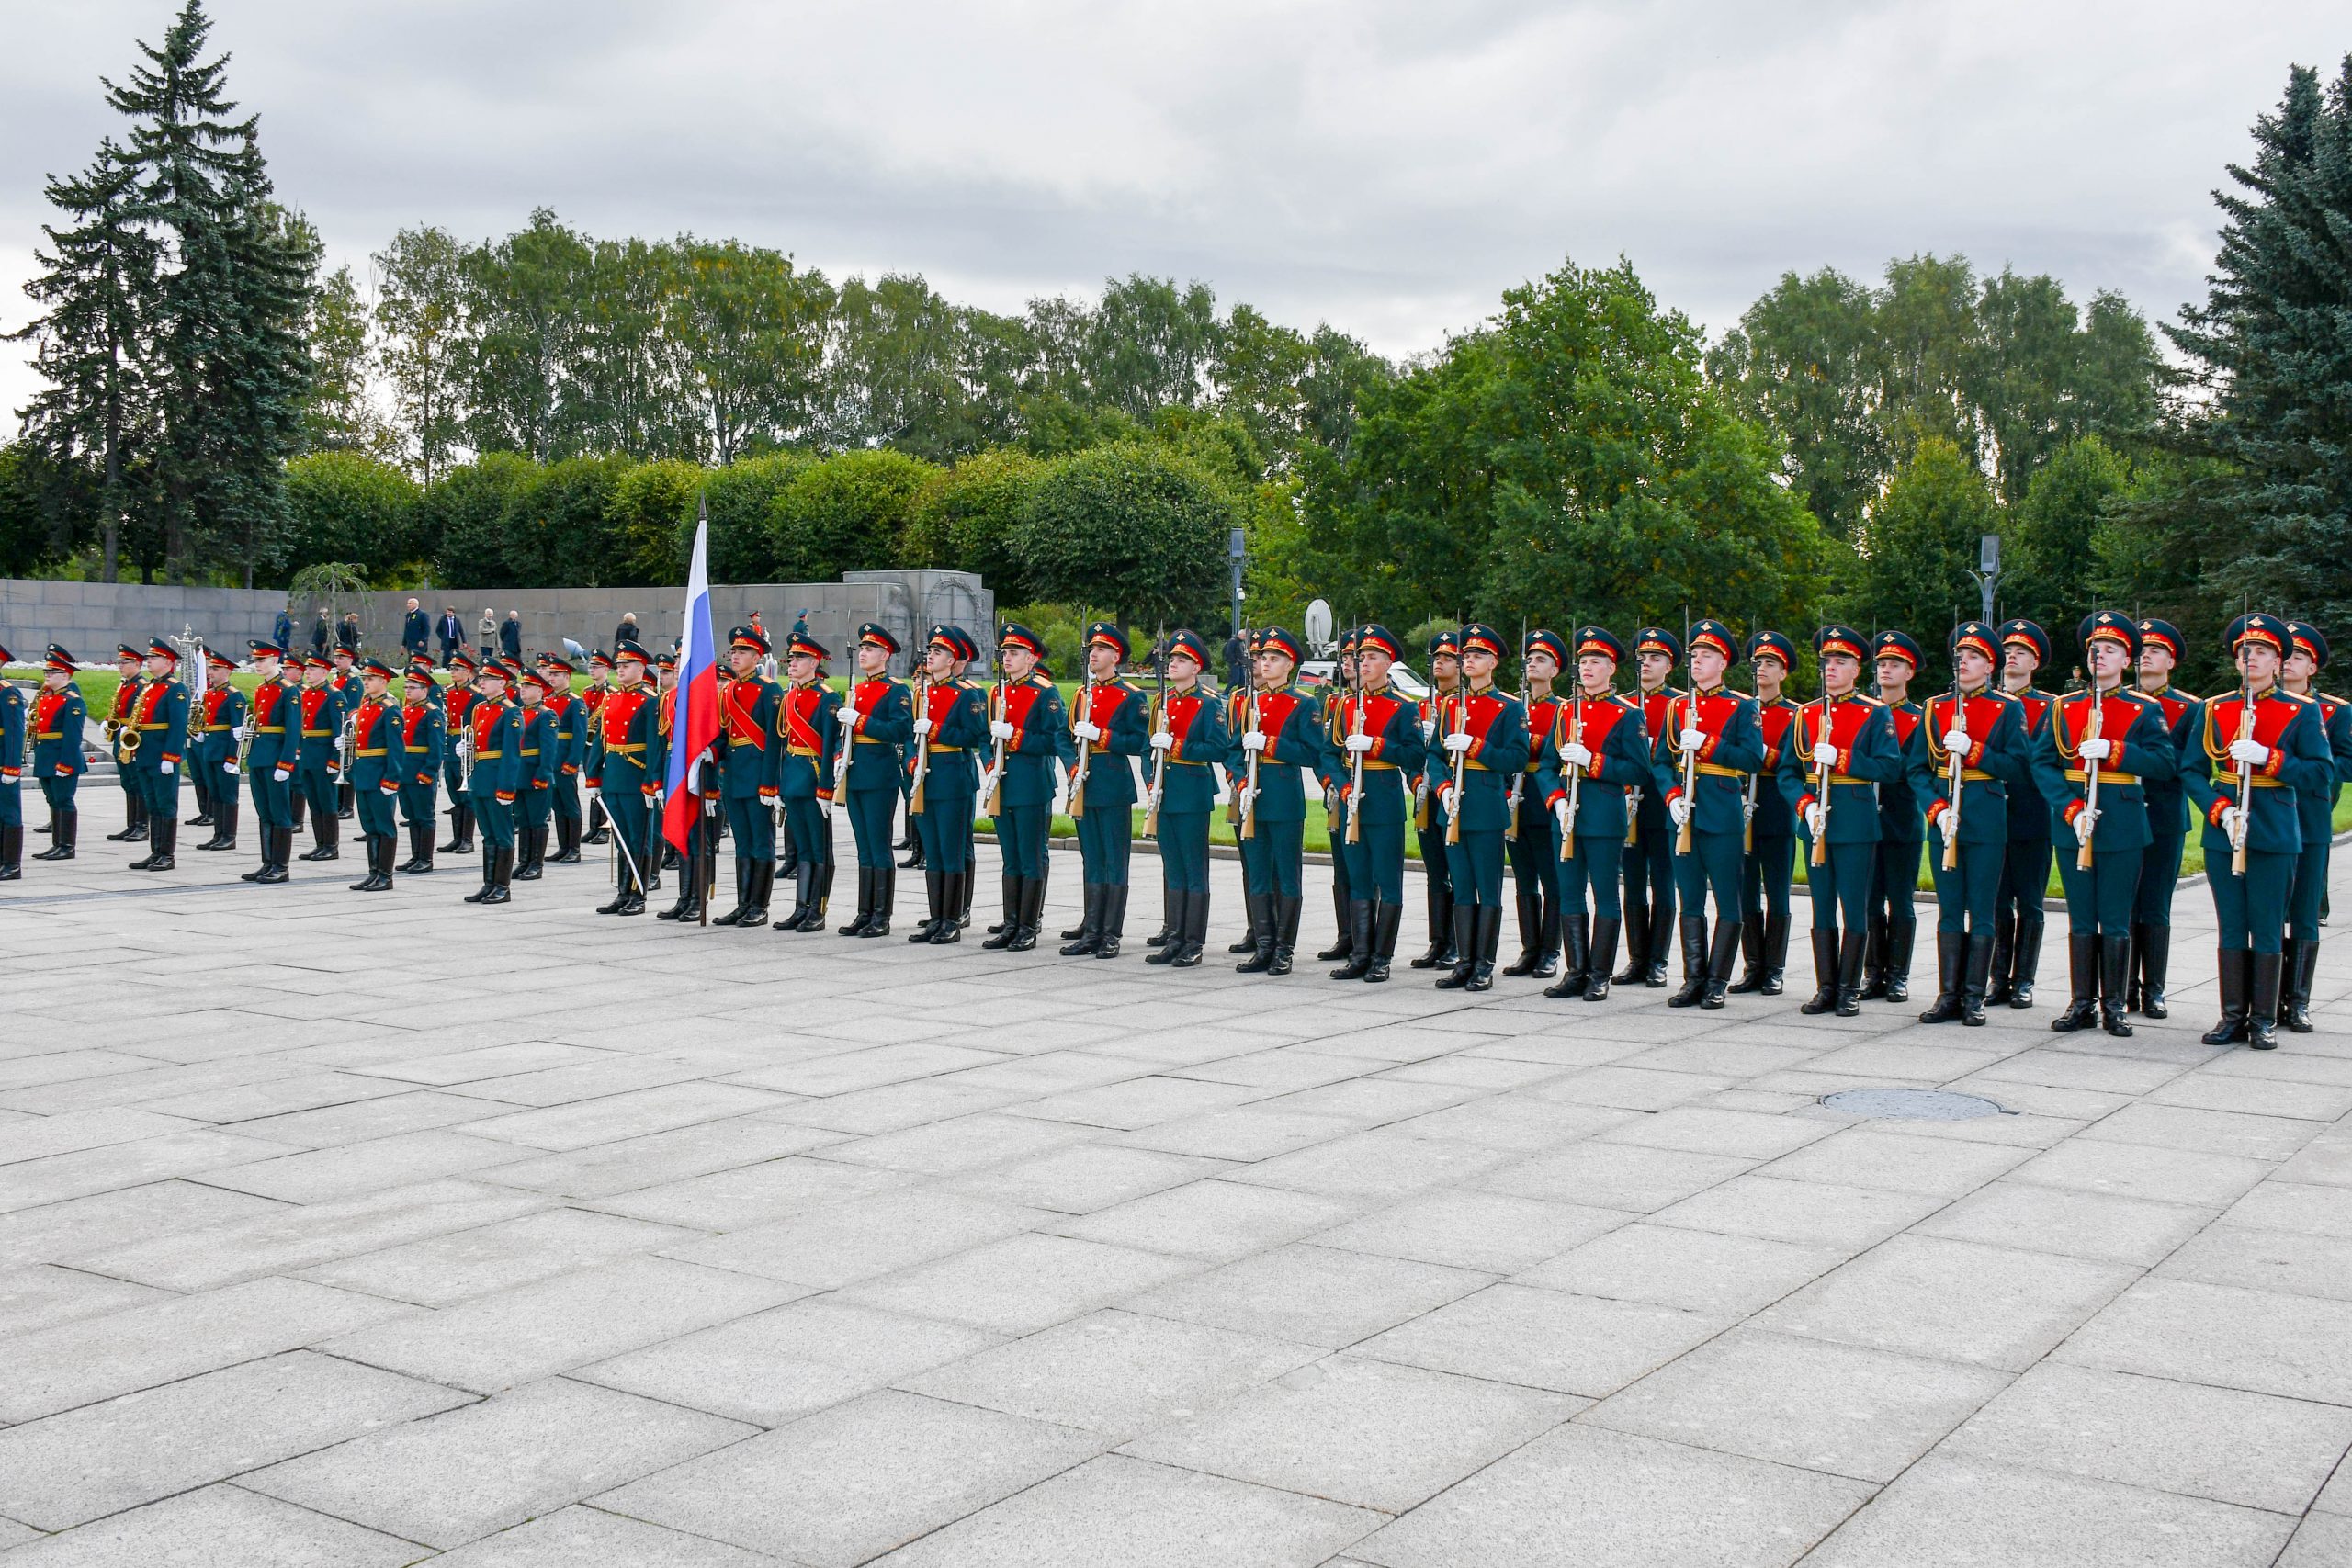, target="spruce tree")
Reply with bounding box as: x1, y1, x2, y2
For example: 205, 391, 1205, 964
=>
2168, 57, 2352, 627
106, 0, 316, 583
7, 137, 158, 581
